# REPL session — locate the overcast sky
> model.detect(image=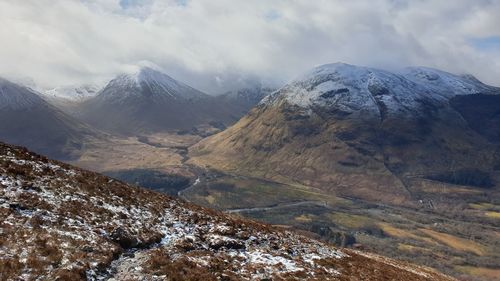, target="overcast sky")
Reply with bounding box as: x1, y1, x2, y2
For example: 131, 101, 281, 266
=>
1, 0, 500, 94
